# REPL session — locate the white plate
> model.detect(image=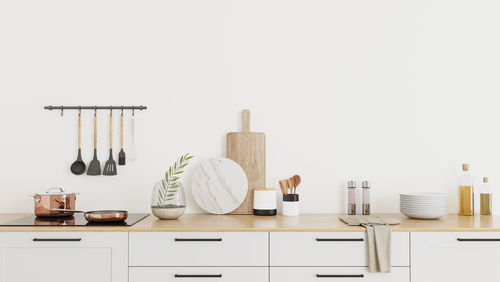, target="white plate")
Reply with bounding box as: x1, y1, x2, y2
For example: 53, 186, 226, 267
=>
401, 210, 447, 219
401, 208, 448, 213
191, 158, 248, 214
400, 192, 448, 197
